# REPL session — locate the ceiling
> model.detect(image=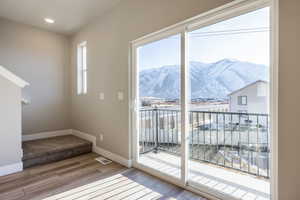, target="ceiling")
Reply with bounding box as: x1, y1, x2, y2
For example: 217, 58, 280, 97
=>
0, 0, 121, 35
